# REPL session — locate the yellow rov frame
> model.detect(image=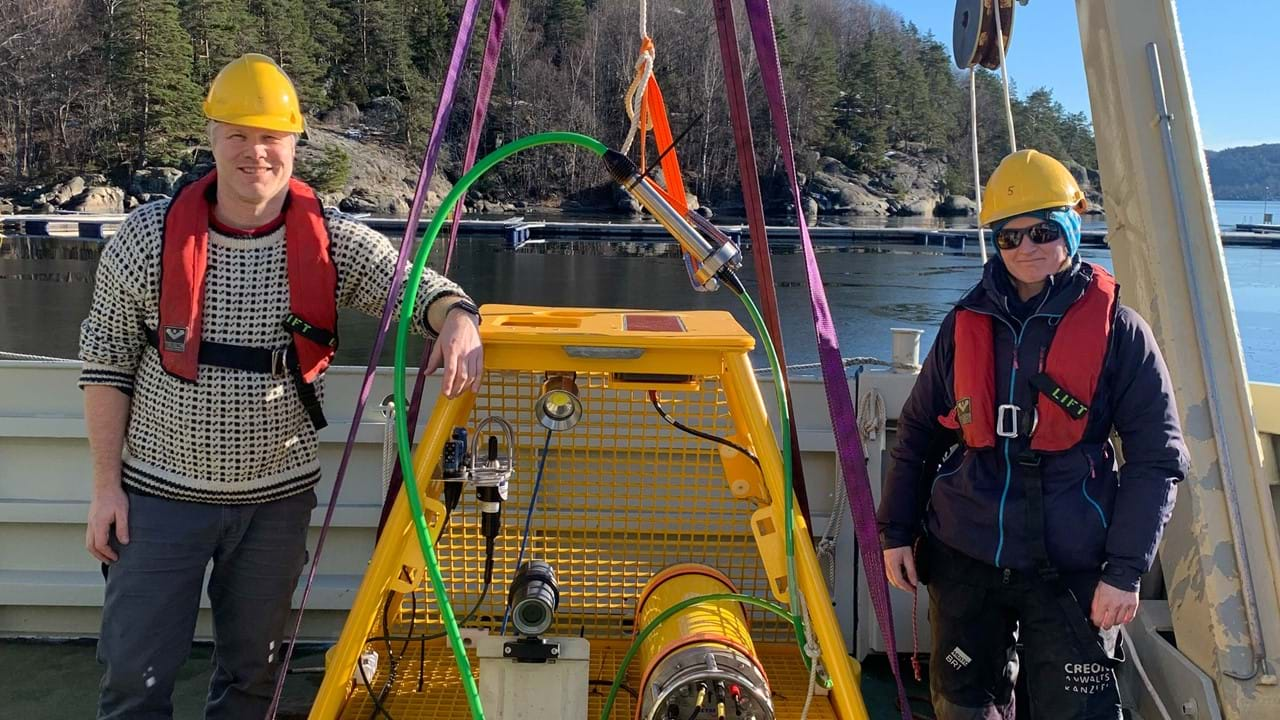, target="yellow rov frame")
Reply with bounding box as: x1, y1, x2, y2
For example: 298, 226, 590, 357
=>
310, 305, 869, 720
